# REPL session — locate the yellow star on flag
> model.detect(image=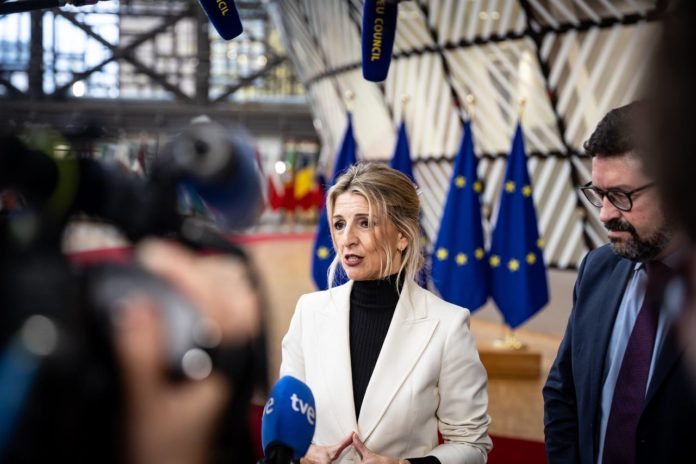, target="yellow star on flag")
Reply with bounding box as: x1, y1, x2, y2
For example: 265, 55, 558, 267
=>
456, 253, 468, 265
508, 259, 520, 271
436, 248, 449, 260
475, 248, 485, 260
537, 238, 545, 249
317, 246, 330, 259
489, 255, 501, 267
455, 176, 466, 188
505, 181, 516, 193
473, 181, 482, 193
526, 252, 537, 265
522, 185, 532, 197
